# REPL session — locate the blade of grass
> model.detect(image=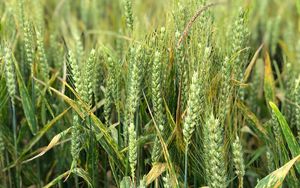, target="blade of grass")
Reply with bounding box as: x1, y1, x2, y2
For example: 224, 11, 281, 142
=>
269, 102, 300, 173
13, 56, 37, 134
3, 107, 70, 170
